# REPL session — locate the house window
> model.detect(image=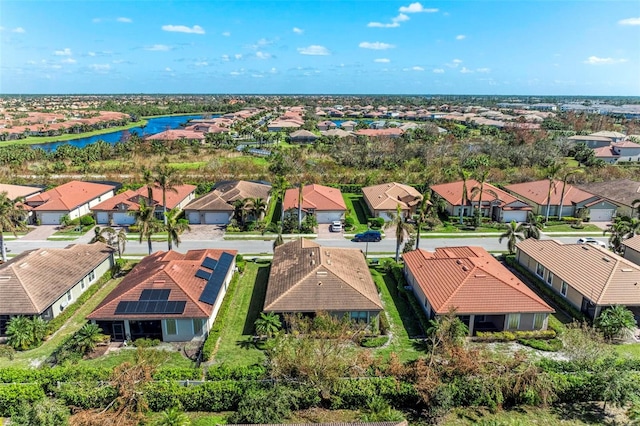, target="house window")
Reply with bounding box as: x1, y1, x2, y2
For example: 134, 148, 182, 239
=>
88, 270, 95, 282
193, 319, 205, 335
81, 280, 86, 290
350, 311, 368, 322
546, 271, 553, 286
536, 263, 545, 278
66, 290, 72, 302
166, 319, 177, 335
533, 313, 546, 329
507, 314, 520, 330
561, 282, 568, 297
